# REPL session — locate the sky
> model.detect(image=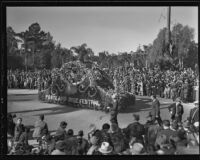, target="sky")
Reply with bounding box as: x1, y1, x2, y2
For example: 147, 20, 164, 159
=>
7, 7, 198, 55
